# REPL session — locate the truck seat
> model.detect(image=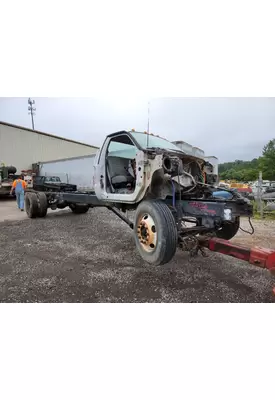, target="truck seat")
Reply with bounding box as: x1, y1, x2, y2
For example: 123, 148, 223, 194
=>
107, 156, 135, 189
